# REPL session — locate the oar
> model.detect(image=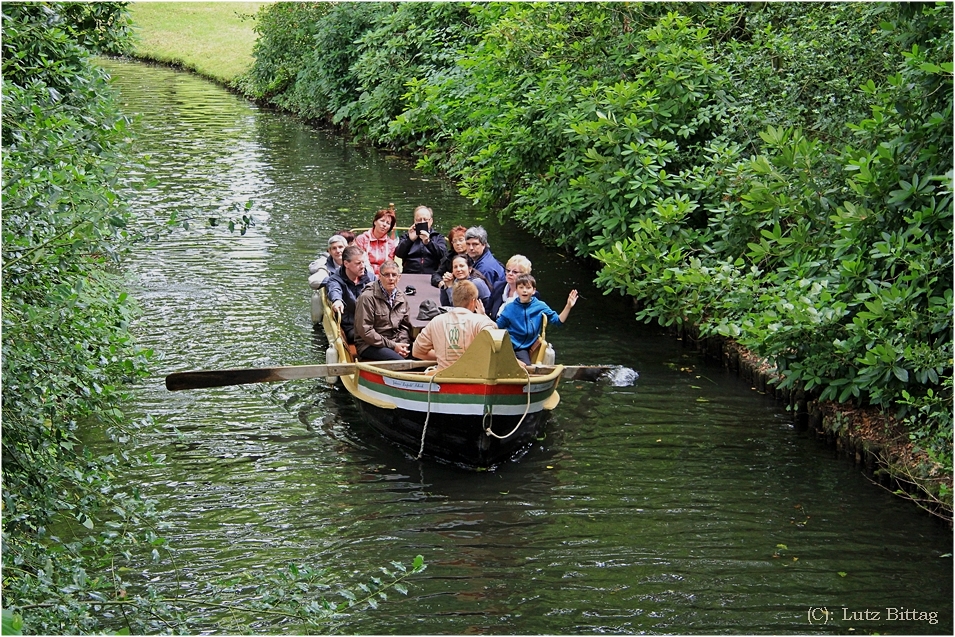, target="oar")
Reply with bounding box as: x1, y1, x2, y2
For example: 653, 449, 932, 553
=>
526, 364, 619, 382
165, 359, 434, 391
